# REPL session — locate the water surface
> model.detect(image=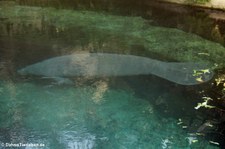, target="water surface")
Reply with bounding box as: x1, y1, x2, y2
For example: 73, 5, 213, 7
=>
0, 1, 223, 149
